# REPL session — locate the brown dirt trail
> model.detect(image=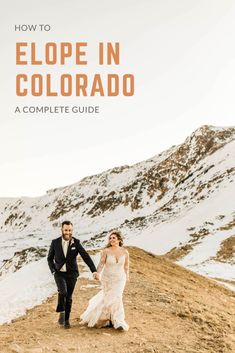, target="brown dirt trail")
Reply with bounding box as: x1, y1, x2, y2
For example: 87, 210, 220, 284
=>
1, 247, 235, 353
